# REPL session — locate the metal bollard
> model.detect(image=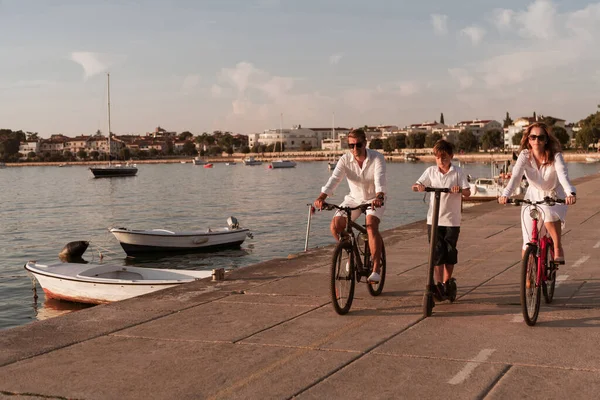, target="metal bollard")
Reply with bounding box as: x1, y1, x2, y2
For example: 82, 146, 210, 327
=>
212, 268, 225, 281
304, 203, 314, 251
